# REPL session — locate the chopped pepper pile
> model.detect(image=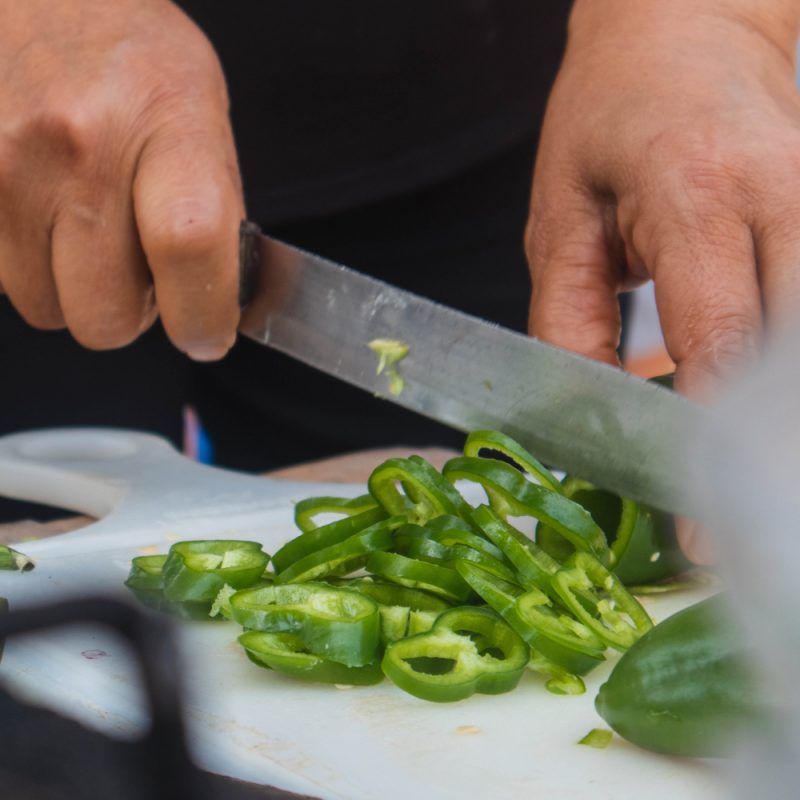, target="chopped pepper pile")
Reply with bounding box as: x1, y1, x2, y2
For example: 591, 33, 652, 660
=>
126, 430, 693, 702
